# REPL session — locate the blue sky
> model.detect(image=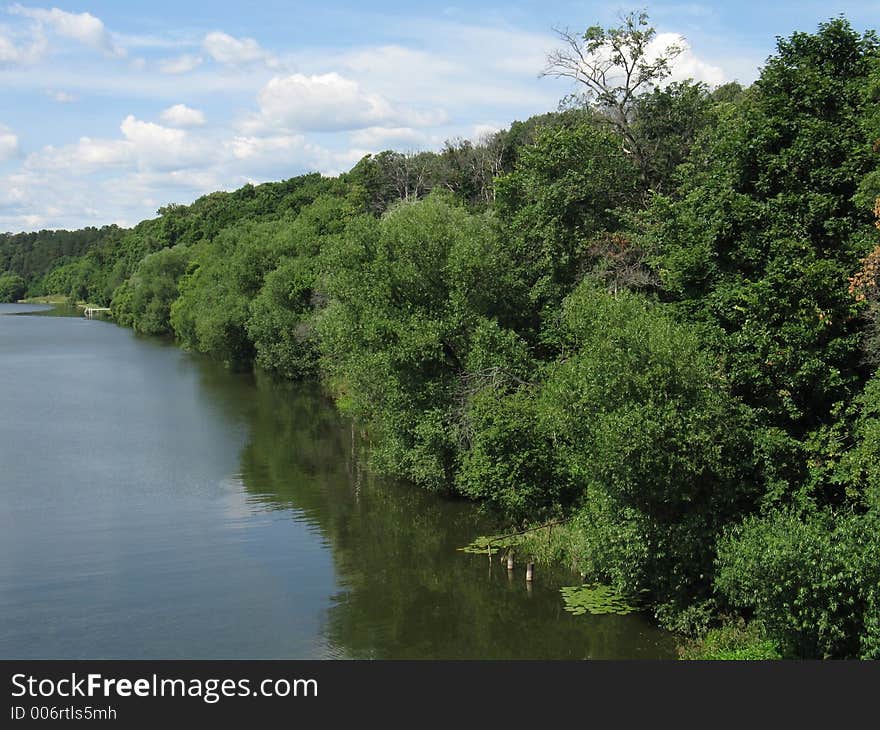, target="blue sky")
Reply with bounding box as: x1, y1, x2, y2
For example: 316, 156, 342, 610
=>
0, 1, 876, 231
